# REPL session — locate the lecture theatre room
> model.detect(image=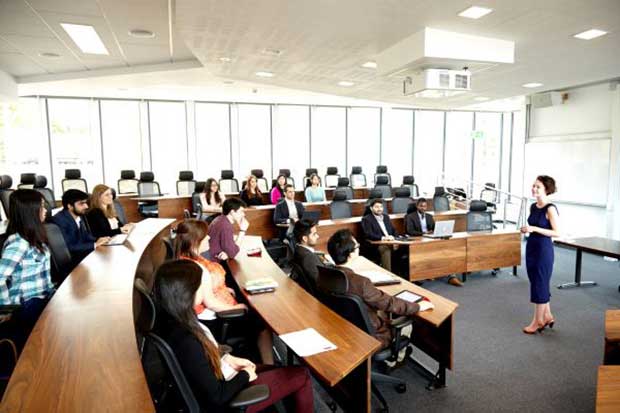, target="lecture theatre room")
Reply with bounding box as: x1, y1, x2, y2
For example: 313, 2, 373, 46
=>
1, 0, 620, 412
